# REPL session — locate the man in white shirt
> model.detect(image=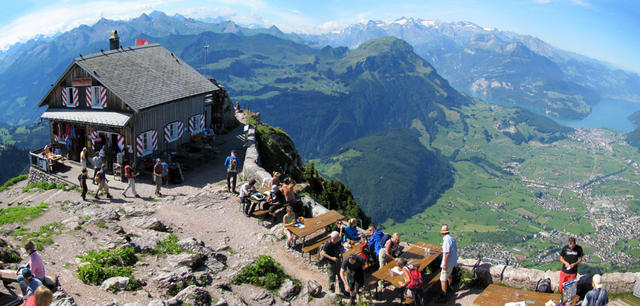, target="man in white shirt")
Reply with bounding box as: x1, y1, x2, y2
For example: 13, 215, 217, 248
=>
440, 225, 458, 301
